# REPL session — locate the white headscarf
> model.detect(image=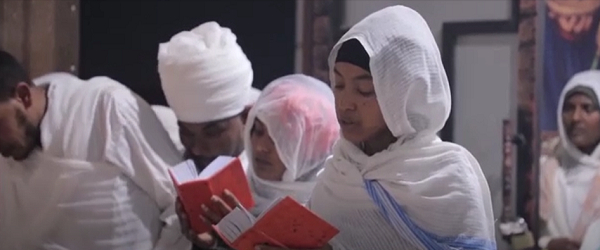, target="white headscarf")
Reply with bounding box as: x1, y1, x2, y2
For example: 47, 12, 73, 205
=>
557, 70, 600, 166
158, 21, 253, 123
244, 74, 339, 215
308, 6, 496, 249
